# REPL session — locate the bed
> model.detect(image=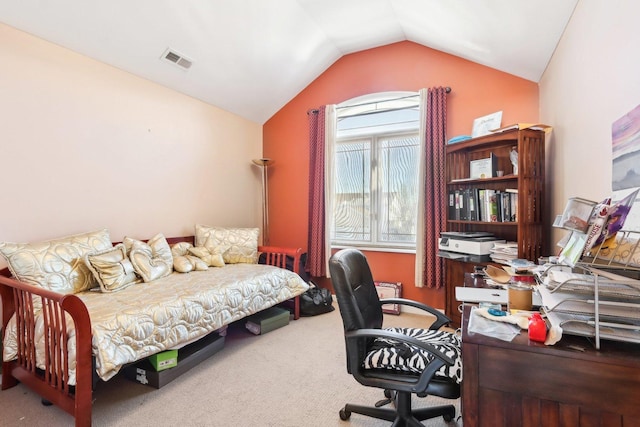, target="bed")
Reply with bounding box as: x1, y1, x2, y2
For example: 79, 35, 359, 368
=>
0, 231, 308, 426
